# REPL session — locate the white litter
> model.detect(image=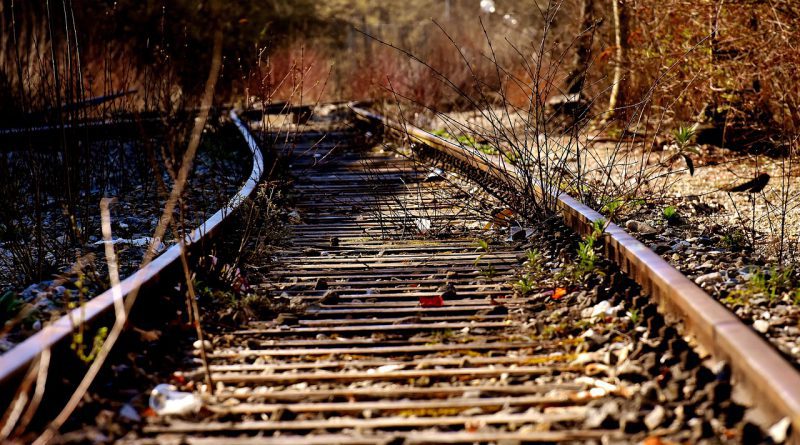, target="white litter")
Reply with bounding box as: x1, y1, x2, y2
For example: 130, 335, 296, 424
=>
414, 218, 432, 233
149, 384, 202, 416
